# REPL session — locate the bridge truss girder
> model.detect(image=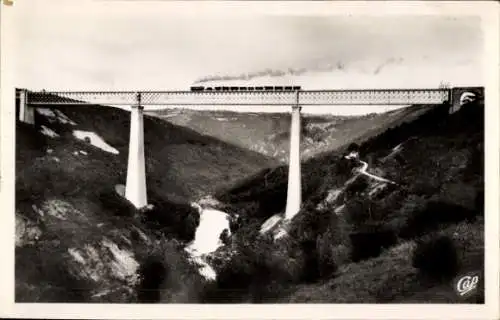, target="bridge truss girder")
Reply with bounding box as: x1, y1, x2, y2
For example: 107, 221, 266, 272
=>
25, 89, 450, 107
